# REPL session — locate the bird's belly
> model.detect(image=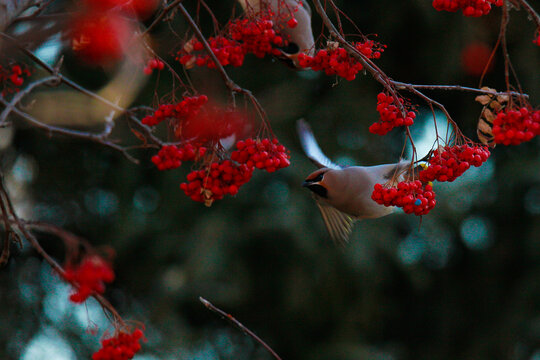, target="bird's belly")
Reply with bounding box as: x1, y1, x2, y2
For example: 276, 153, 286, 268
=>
334, 196, 395, 219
